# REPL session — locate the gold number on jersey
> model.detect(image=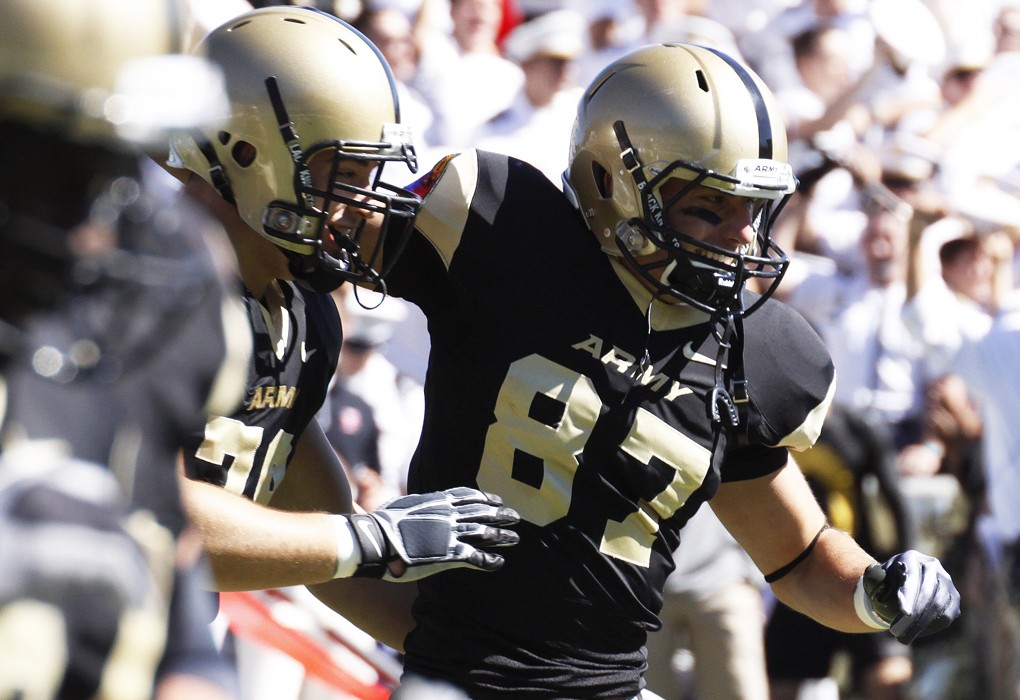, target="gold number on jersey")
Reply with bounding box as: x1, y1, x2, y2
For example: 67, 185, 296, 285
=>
195, 416, 294, 504
603, 407, 711, 566
478, 354, 599, 525
477, 354, 711, 566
